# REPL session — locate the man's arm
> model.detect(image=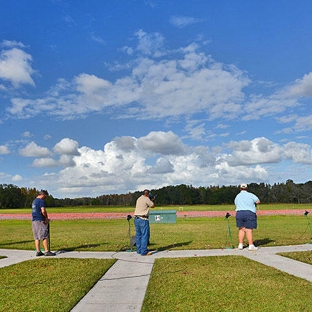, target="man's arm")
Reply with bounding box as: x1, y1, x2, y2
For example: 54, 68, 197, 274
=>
41, 207, 49, 221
